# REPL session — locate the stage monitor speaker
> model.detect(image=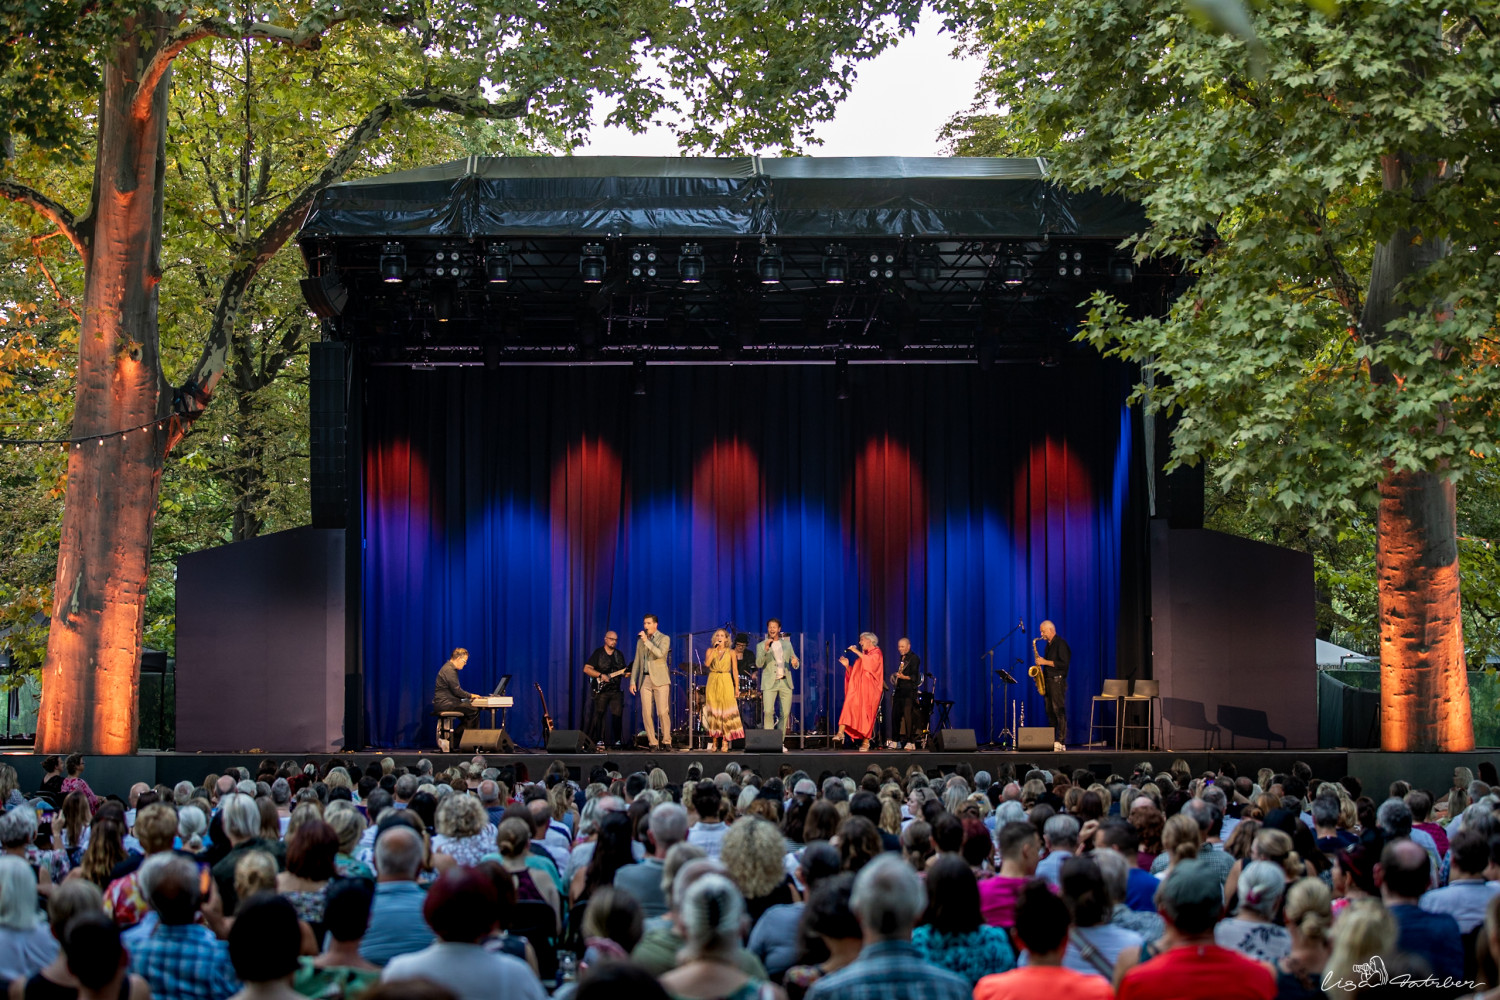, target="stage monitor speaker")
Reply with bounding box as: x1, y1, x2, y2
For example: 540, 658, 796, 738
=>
1017, 726, 1056, 751
545, 729, 594, 753
933, 729, 977, 752
458, 728, 515, 754
743, 730, 783, 753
